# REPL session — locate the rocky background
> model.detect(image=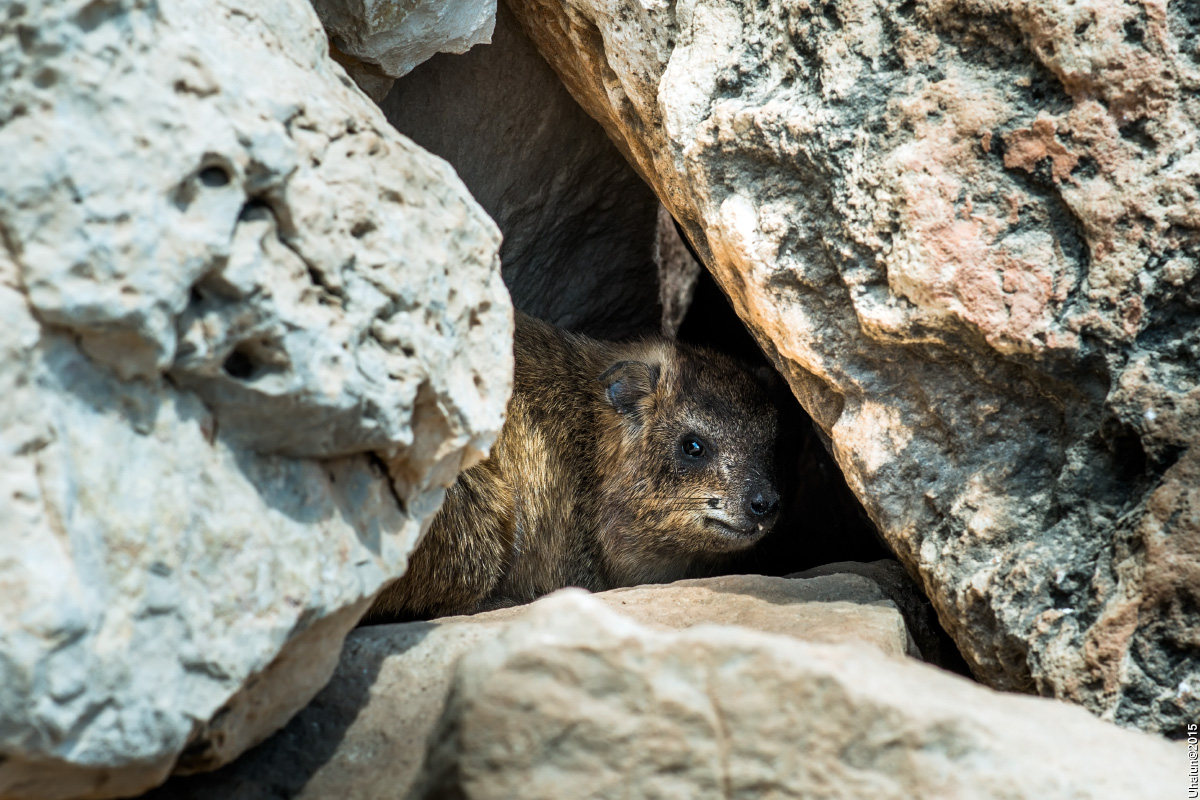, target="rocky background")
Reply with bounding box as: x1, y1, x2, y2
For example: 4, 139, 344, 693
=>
1, 0, 1195, 798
